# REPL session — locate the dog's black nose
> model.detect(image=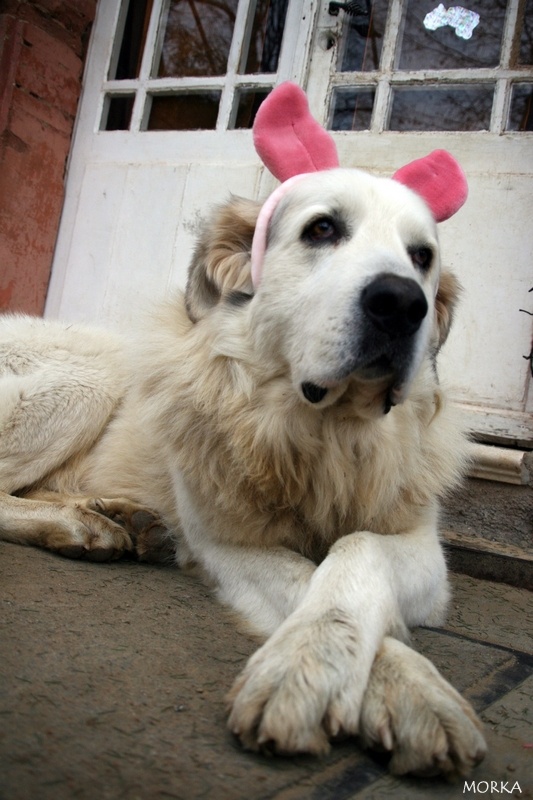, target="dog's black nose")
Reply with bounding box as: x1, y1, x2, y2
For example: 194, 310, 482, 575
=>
361, 273, 428, 337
